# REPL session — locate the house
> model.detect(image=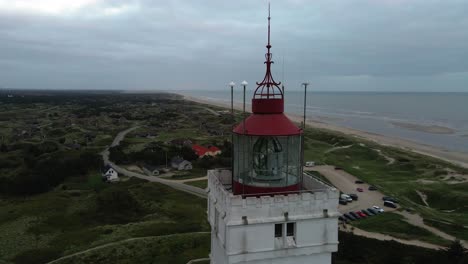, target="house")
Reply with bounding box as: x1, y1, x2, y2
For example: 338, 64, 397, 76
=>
192, 144, 222, 158
142, 164, 160, 176
170, 138, 193, 147
102, 165, 119, 182
171, 156, 193, 171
